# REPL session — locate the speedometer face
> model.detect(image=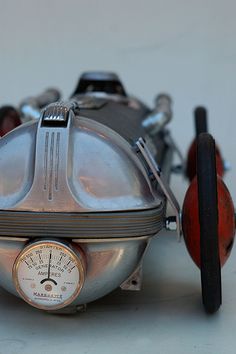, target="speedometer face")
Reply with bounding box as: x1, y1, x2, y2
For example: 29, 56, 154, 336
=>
13, 240, 85, 310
